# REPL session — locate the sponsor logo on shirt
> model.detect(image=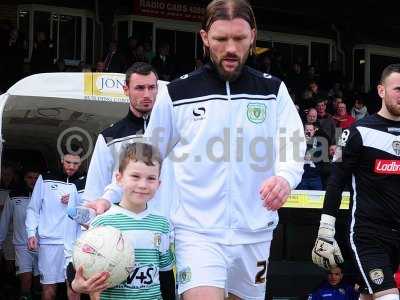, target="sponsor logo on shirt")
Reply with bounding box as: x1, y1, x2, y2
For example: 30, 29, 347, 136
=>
338, 129, 350, 147
374, 159, 400, 174
126, 264, 159, 288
